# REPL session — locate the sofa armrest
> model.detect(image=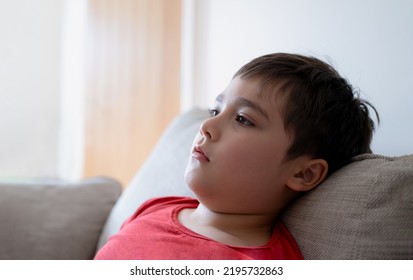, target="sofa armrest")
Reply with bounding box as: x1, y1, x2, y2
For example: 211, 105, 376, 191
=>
0, 177, 121, 260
